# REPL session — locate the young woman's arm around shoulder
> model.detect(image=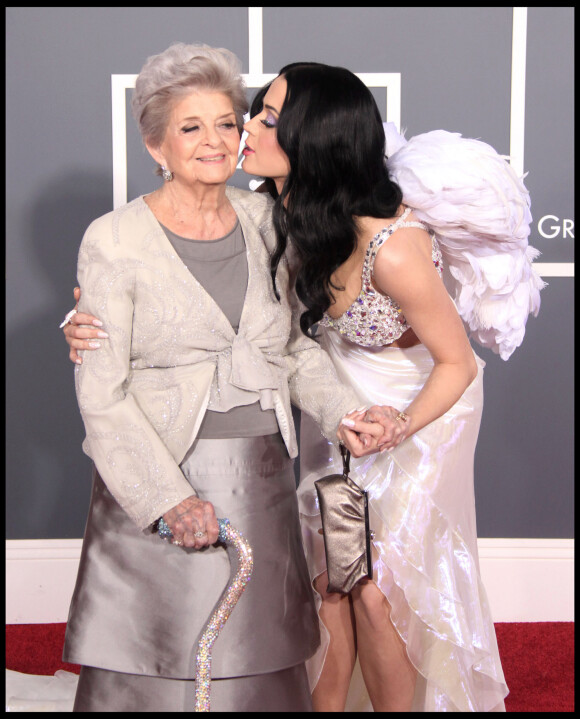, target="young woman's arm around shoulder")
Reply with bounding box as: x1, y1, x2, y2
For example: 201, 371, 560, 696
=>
371, 220, 478, 440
